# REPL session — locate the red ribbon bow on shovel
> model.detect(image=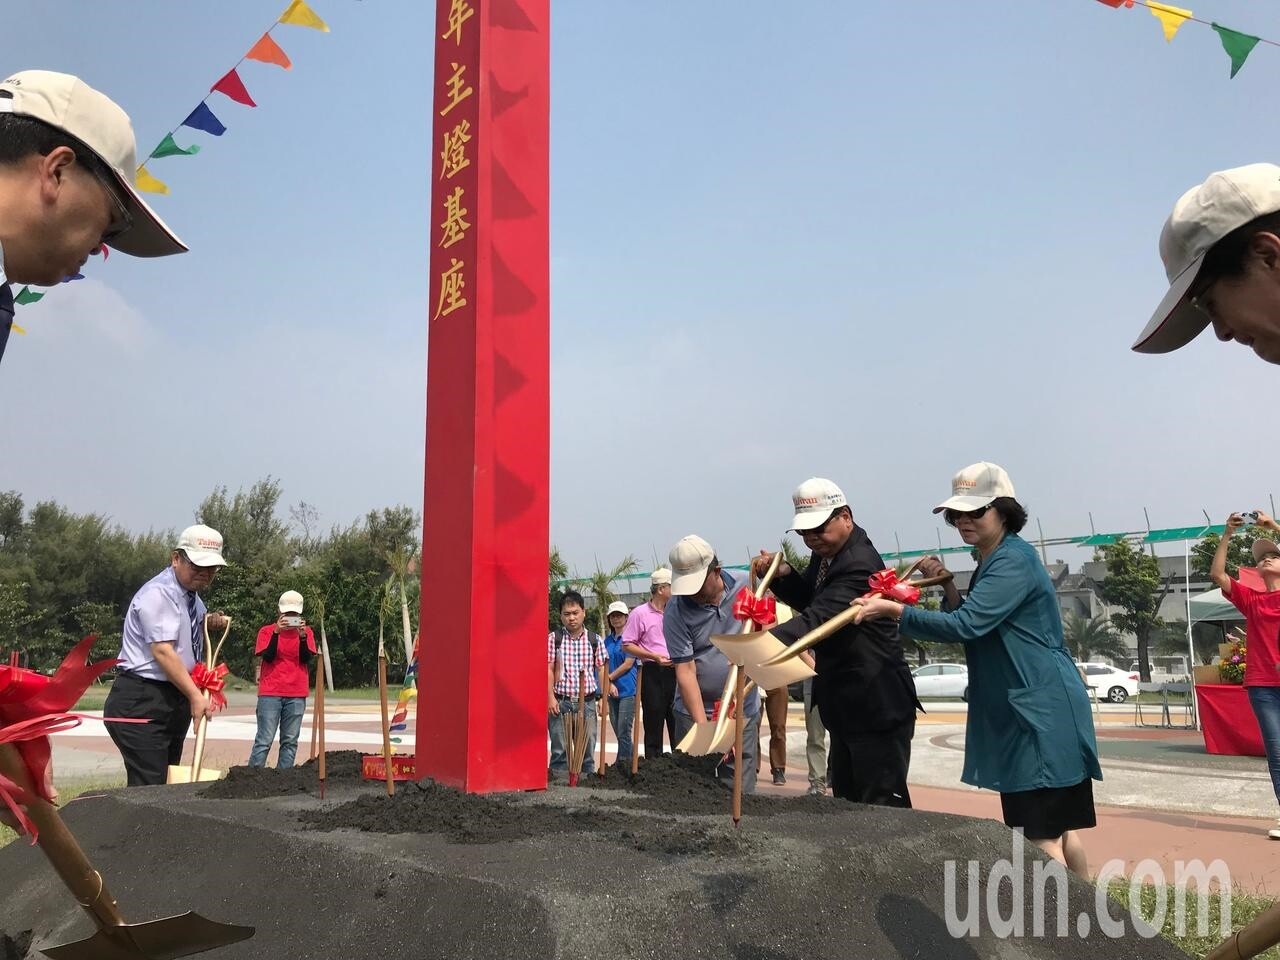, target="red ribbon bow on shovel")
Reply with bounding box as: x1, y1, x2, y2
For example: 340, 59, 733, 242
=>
865, 569, 923, 606
732, 588, 777, 627
191, 662, 230, 712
